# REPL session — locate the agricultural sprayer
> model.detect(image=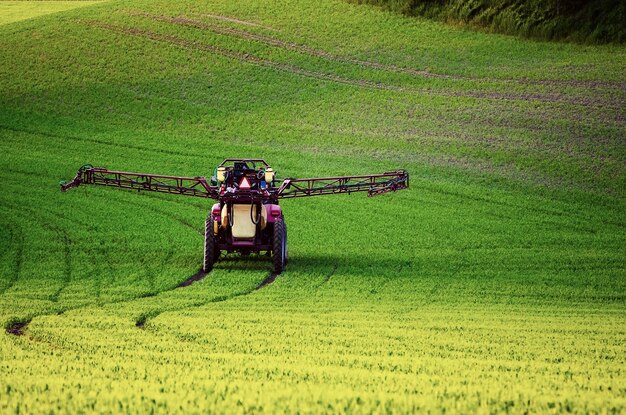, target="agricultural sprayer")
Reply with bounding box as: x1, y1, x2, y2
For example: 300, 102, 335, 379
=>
61, 159, 409, 273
